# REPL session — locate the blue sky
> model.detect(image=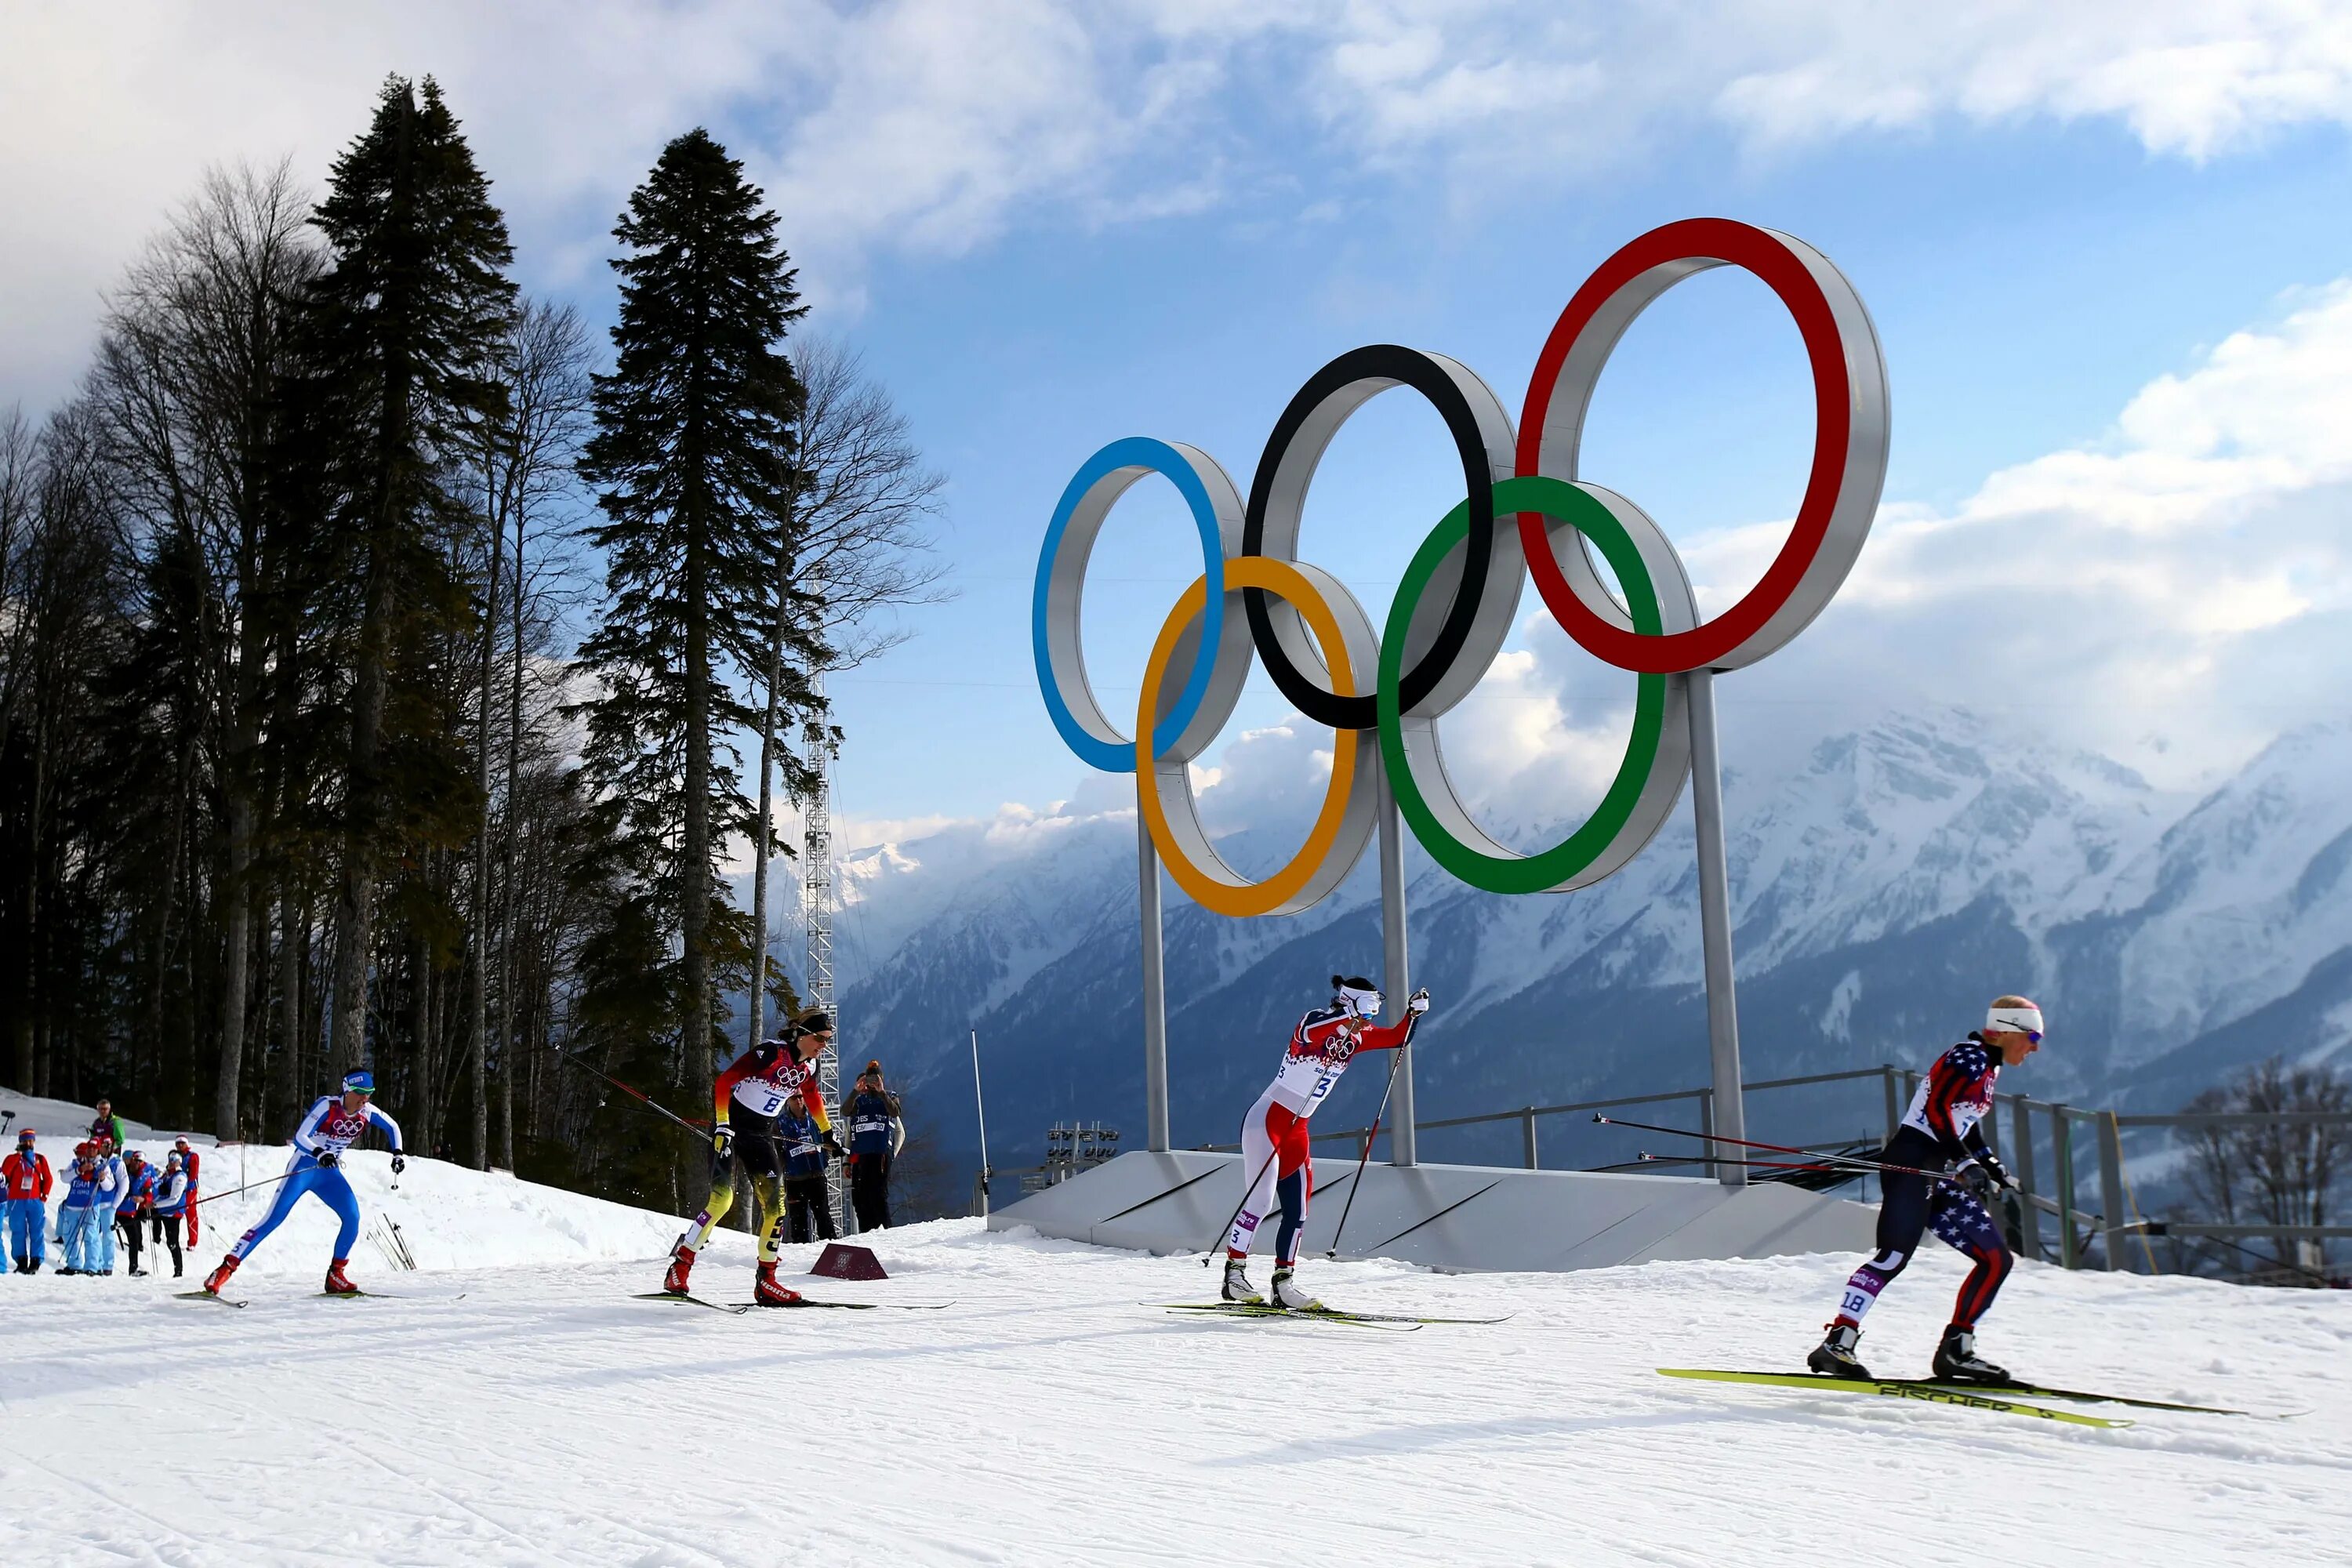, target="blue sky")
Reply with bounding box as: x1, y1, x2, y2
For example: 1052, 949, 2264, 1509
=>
5, 2, 2351, 847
